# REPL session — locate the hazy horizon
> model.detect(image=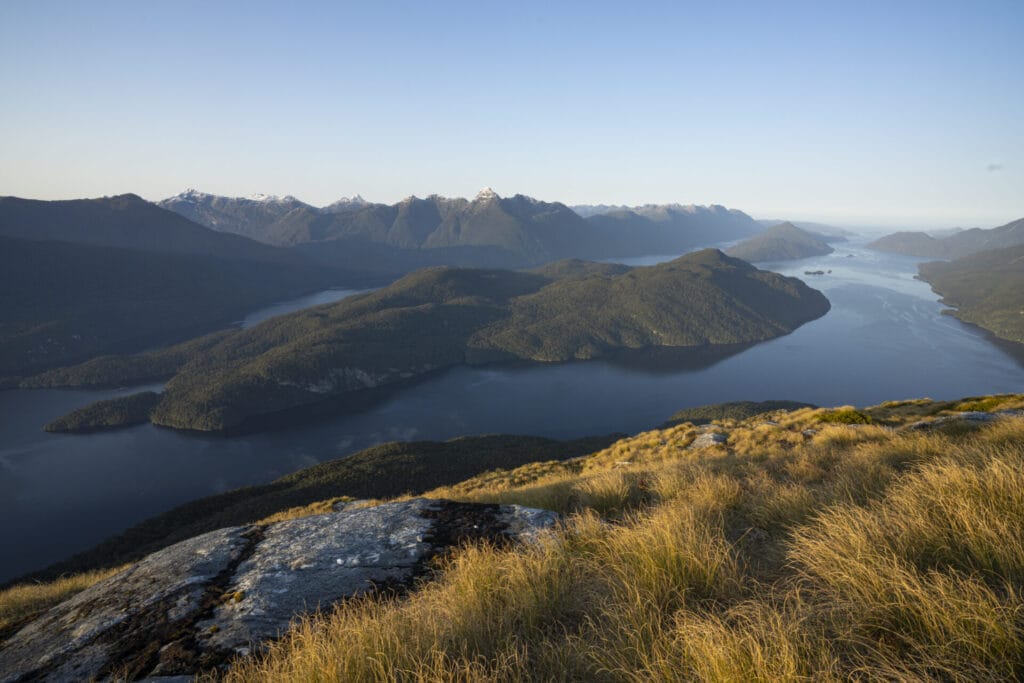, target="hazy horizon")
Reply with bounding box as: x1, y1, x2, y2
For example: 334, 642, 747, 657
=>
2, 1, 1021, 230
0, 185, 1004, 233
